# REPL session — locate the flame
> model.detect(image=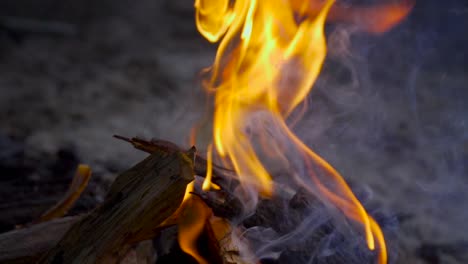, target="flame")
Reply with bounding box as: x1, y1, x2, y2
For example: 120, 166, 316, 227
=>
291, 0, 414, 34
202, 144, 214, 192
190, 0, 412, 263
178, 182, 213, 264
